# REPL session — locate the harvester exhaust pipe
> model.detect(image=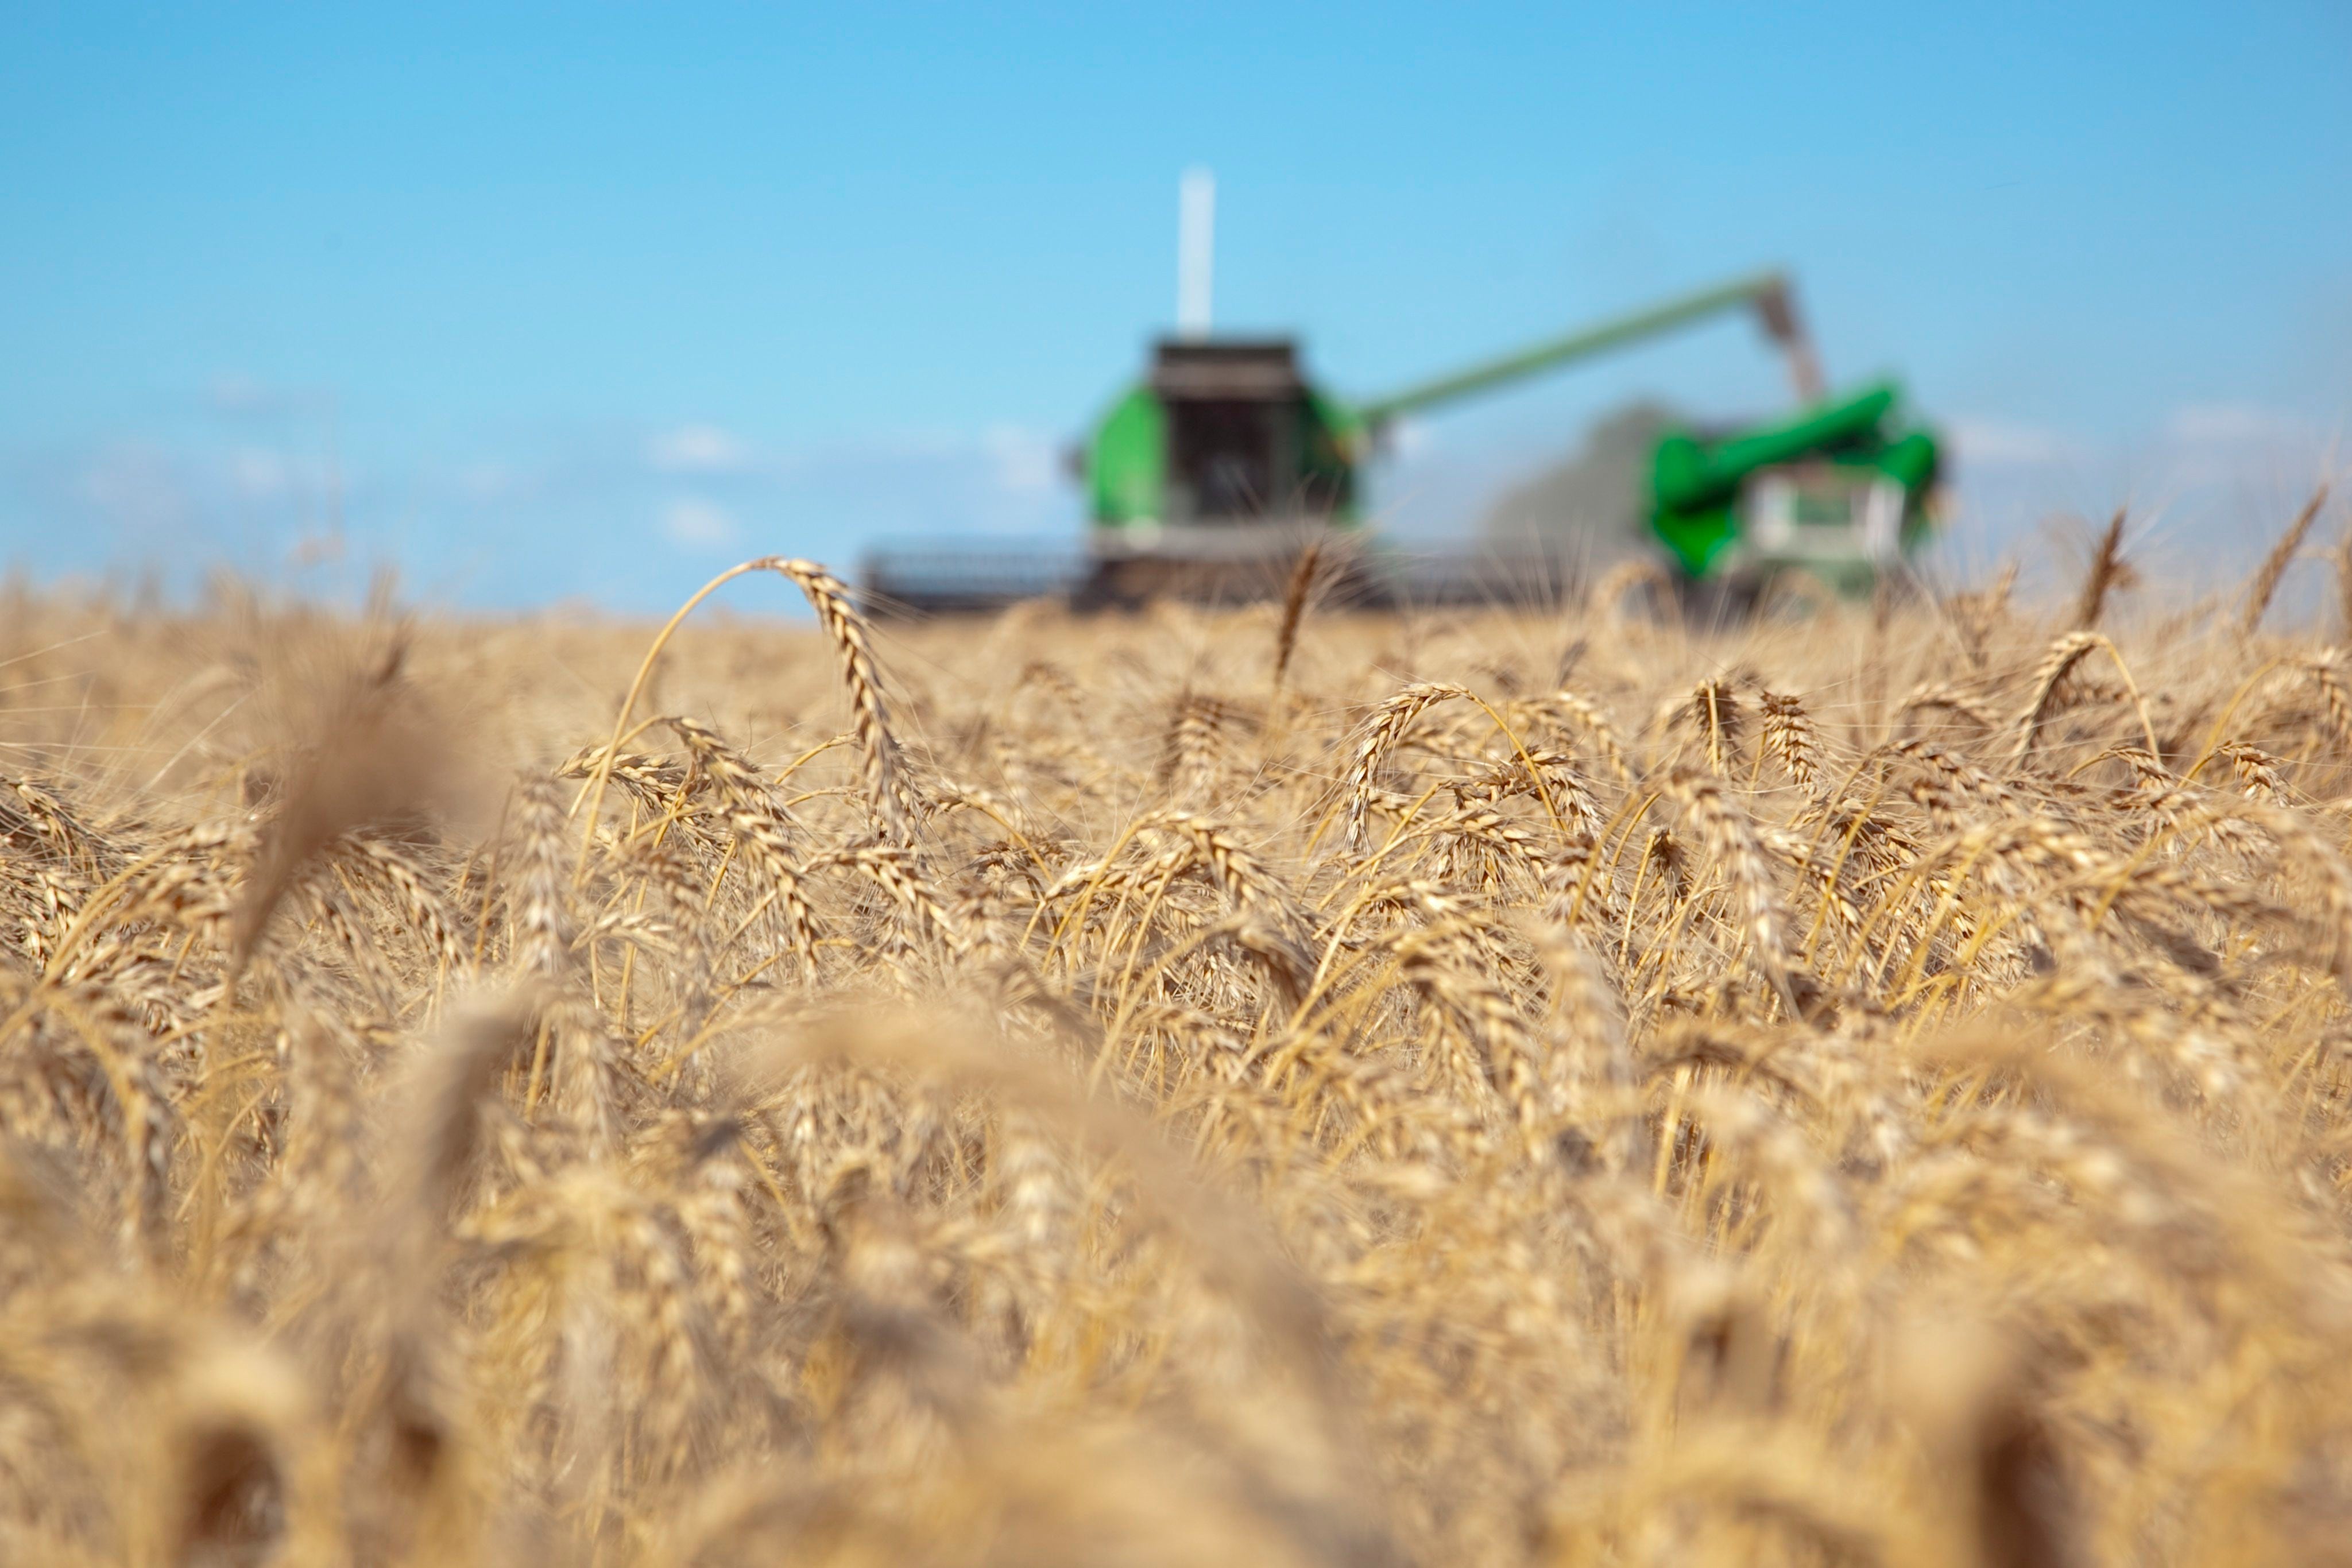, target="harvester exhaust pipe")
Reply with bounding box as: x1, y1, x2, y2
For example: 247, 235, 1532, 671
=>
1177, 167, 1215, 339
